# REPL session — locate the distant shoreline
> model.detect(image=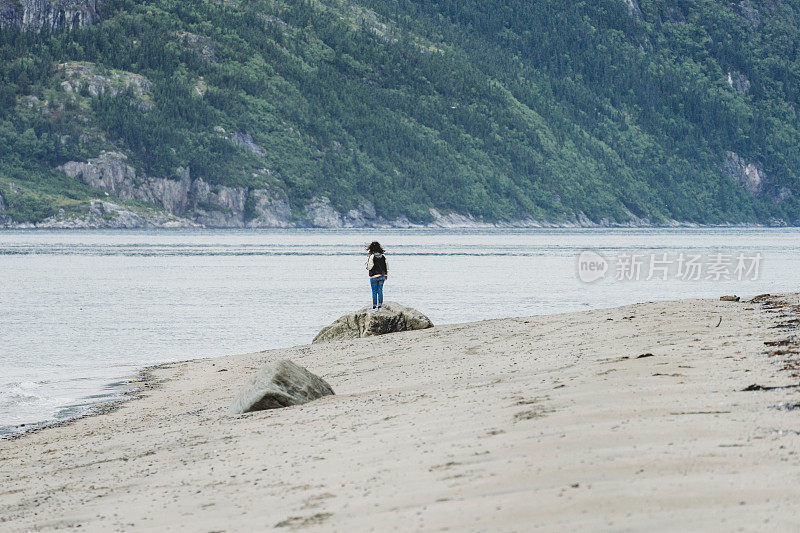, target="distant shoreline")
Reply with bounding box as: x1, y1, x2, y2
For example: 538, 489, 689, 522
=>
2, 220, 800, 230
